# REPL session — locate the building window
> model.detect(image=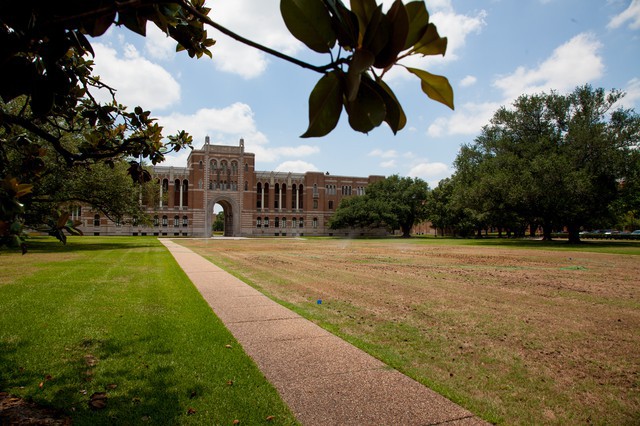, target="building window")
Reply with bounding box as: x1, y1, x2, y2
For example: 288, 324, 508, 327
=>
199, 161, 203, 170
264, 217, 269, 228
244, 163, 249, 172
256, 183, 262, 209
211, 160, 217, 170
292, 217, 297, 228
329, 200, 334, 210
162, 215, 168, 227
182, 216, 188, 227
93, 214, 100, 227
132, 216, 138, 226
313, 200, 318, 209
256, 217, 262, 227
174, 215, 180, 226
281, 217, 286, 228
198, 179, 203, 189
244, 181, 248, 191
154, 215, 159, 226
299, 217, 304, 228
231, 161, 238, 175
313, 217, 318, 228
275, 217, 279, 228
